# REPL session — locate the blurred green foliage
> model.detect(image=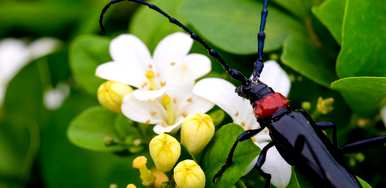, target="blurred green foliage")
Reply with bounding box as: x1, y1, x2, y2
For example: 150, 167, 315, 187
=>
0, 0, 385, 187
